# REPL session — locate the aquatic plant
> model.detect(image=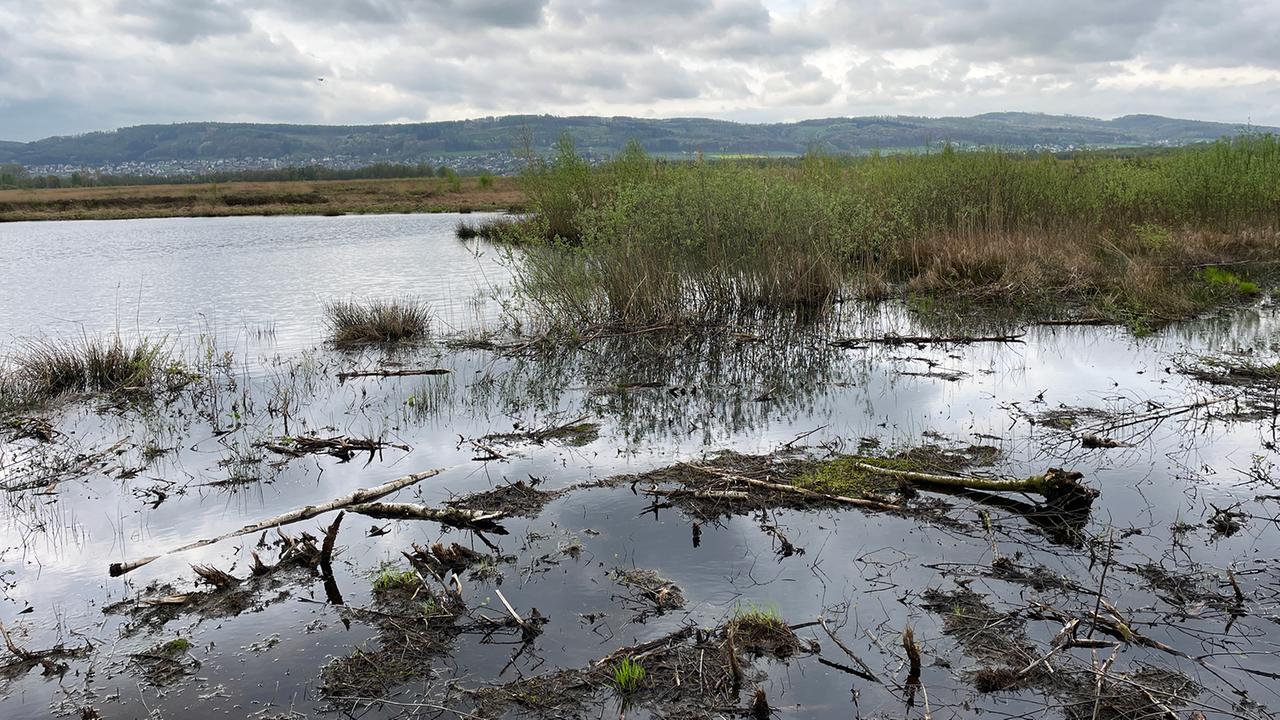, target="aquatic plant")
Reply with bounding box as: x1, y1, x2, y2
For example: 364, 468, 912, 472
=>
730, 602, 785, 632
1, 333, 179, 408
610, 657, 646, 696
324, 296, 432, 346
455, 216, 525, 242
